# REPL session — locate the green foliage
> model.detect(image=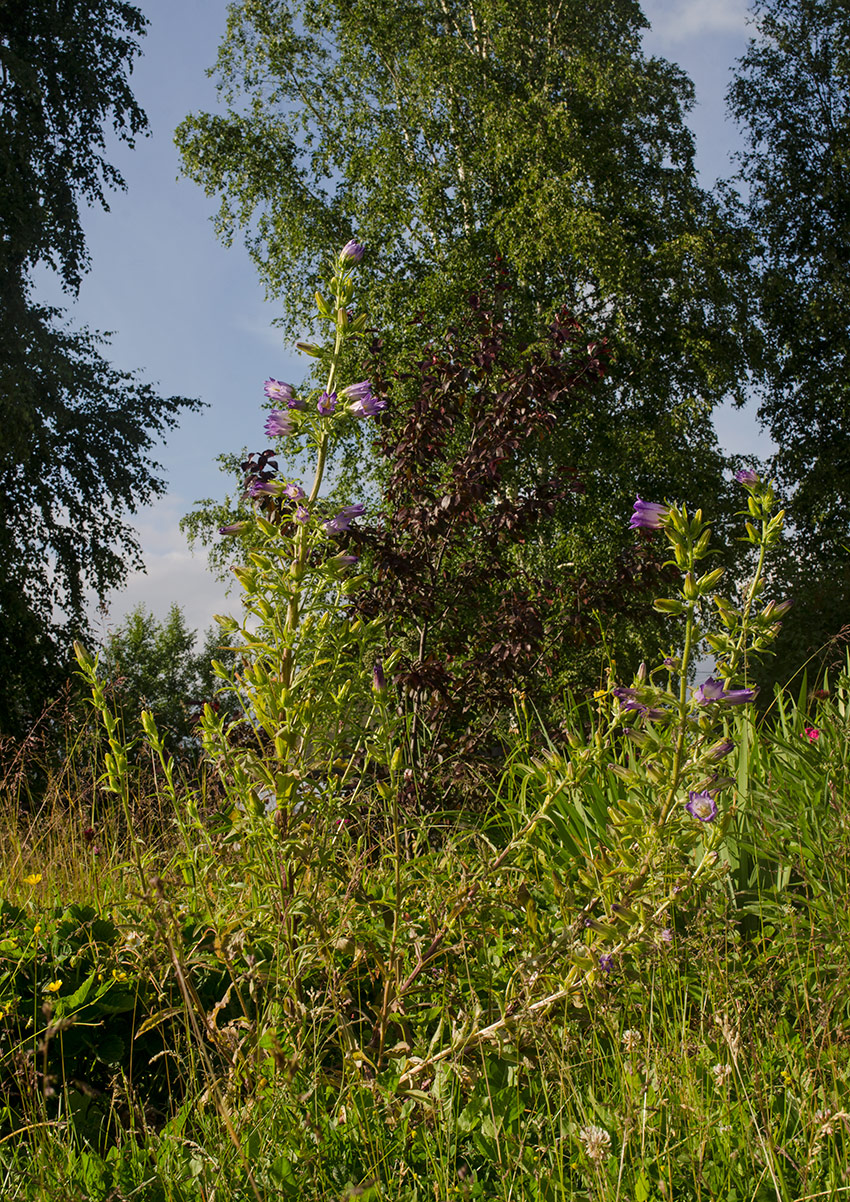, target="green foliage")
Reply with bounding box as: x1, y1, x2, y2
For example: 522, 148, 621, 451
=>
729, 0, 850, 544
353, 282, 685, 799
1, 676, 849, 1200
0, 0, 201, 735
728, 0, 850, 680
176, 0, 755, 617
0, 0, 148, 292
100, 604, 240, 757
177, 0, 754, 413
175, 0, 769, 709
0, 306, 202, 737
